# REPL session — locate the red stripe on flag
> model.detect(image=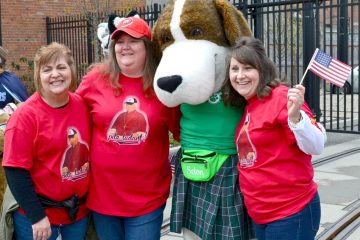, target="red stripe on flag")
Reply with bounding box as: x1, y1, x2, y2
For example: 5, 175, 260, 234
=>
331, 61, 352, 77
307, 50, 351, 88
310, 63, 346, 87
